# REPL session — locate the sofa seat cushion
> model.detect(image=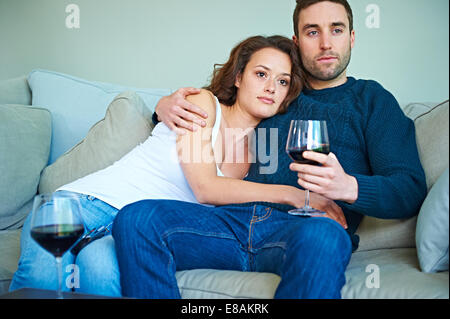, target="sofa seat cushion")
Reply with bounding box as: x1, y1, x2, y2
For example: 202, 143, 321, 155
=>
342, 248, 448, 299
175, 248, 449, 299
0, 229, 21, 294
176, 269, 281, 299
